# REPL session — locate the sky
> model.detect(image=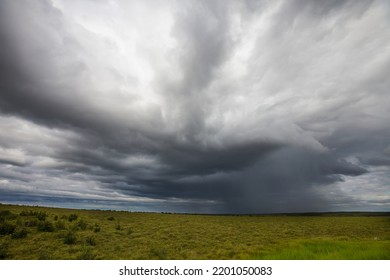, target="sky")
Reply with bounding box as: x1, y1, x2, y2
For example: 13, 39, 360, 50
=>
0, 0, 389, 214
